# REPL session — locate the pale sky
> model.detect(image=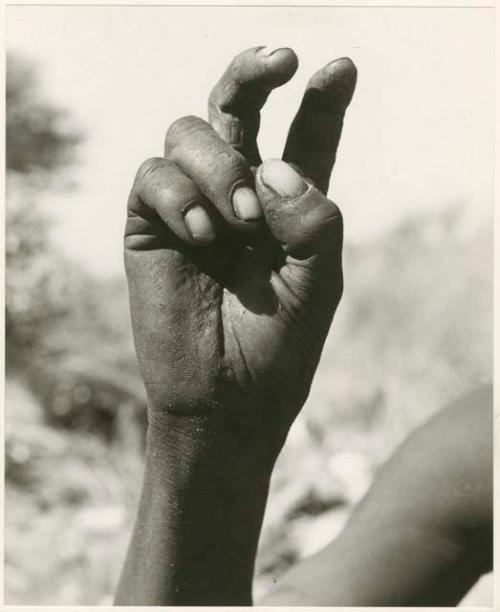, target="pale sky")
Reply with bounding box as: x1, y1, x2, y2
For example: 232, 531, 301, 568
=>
7, 6, 494, 278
